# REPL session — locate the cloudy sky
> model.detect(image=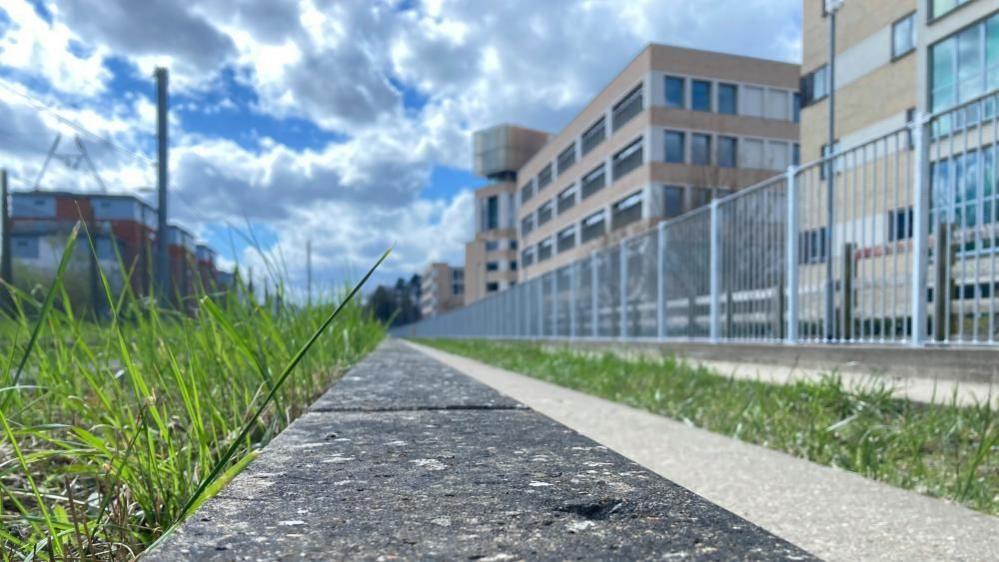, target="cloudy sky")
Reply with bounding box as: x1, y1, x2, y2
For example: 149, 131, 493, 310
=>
0, 0, 801, 294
